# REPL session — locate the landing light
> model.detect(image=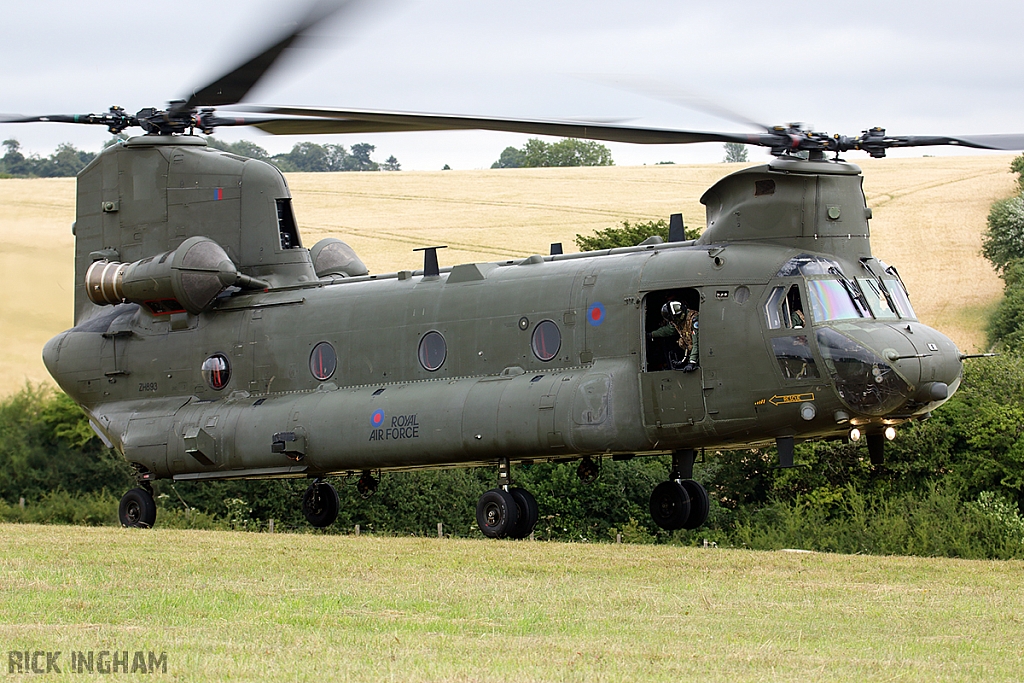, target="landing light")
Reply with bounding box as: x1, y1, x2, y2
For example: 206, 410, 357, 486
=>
849, 428, 862, 442
885, 426, 897, 441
